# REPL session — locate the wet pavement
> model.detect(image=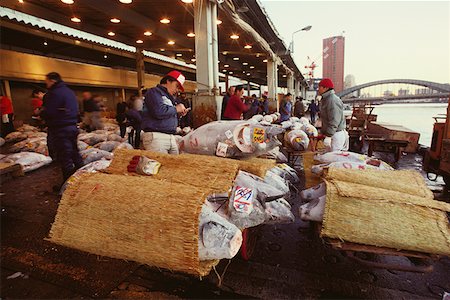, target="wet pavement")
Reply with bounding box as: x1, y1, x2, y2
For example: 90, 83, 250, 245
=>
1, 151, 449, 299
